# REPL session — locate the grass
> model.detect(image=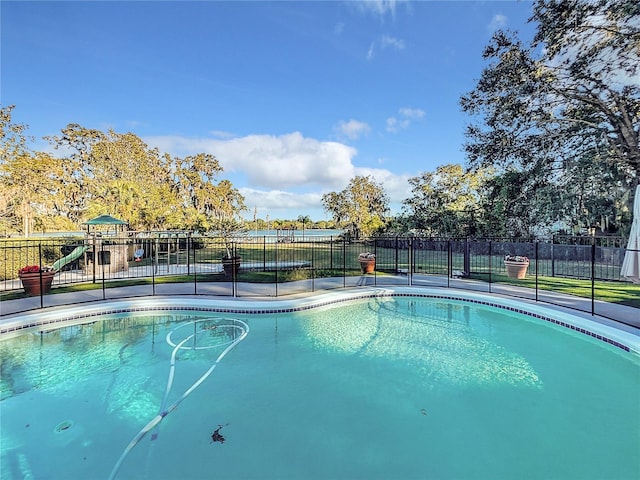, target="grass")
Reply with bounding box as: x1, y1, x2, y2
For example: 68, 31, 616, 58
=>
471, 273, 640, 308
2, 239, 638, 309
2, 266, 639, 309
